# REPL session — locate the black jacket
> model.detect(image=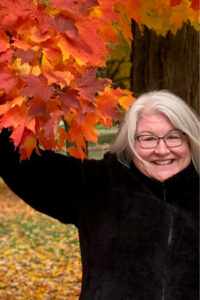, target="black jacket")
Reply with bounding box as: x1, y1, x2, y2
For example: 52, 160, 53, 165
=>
0, 129, 199, 300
